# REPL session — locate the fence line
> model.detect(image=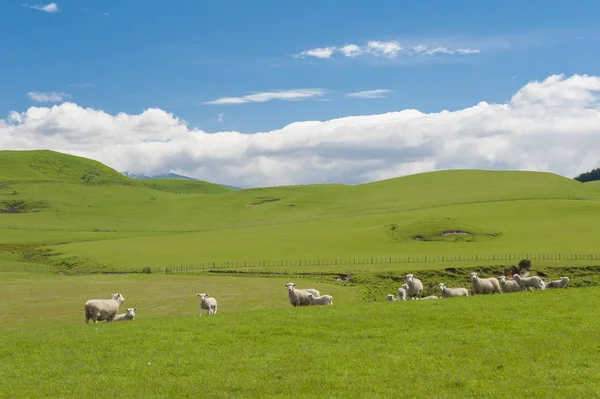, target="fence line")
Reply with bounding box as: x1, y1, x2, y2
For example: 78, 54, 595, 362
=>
0, 195, 589, 233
